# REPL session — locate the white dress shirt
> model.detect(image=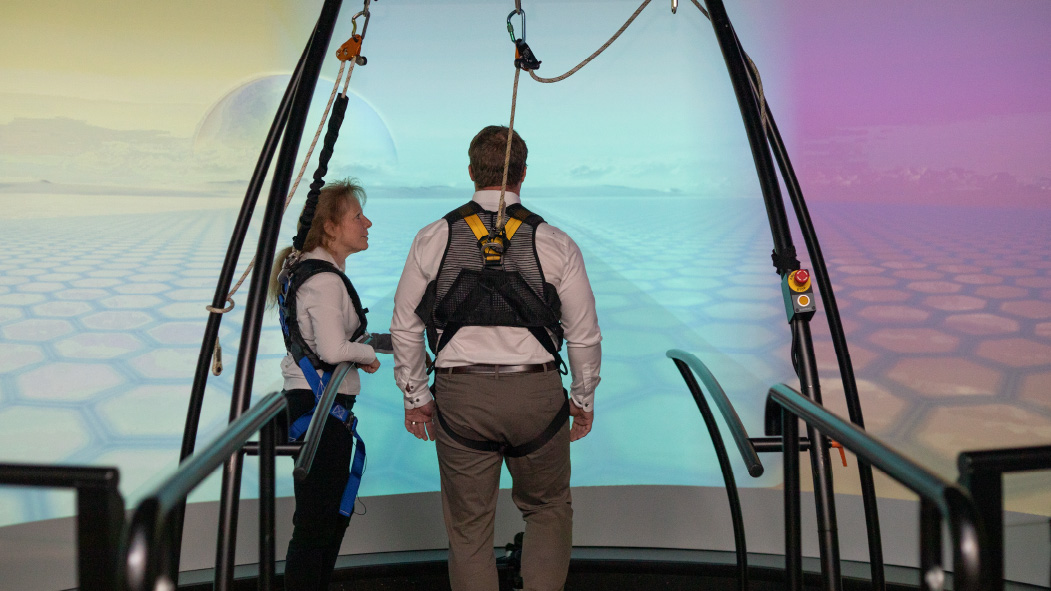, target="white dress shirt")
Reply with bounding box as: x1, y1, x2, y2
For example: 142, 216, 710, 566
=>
280, 247, 378, 395
391, 190, 602, 410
